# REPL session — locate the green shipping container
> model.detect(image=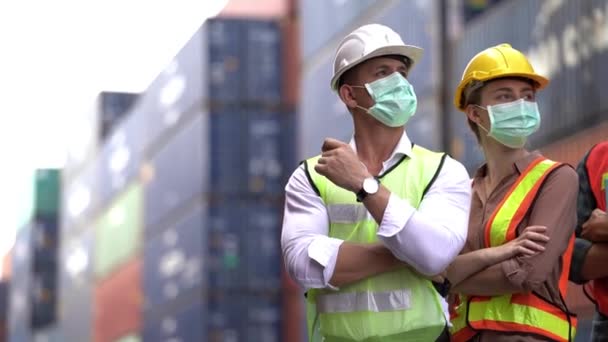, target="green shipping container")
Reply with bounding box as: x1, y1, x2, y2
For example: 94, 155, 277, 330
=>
94, 182, 143, 279
34, 169, 61, 217
115, 334, 140, 342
